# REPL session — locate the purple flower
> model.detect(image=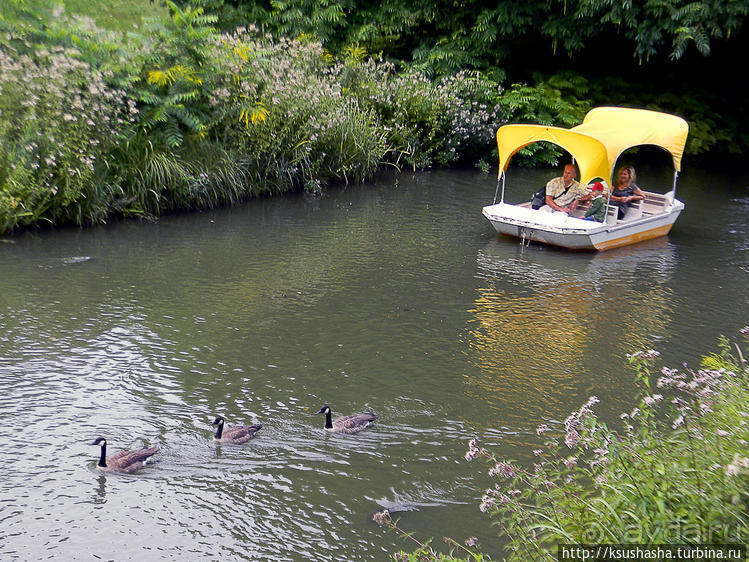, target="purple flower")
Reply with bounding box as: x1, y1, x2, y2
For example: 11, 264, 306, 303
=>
564, 456, 578, 468
479, 495, 496, 512
565, 429, 580, 449
465, 438, 480, 461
